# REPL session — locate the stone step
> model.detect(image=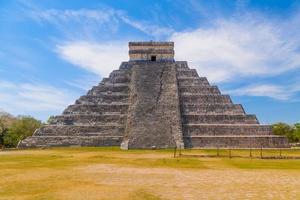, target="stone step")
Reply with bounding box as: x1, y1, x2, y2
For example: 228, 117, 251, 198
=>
63, 104, 129, 115
183, 135, 289, 148
101, 76, 130, 84
179, 85, 220, 94
180, 94, 232, 104
175, 61, 189, 69
176, 67, 192, 71
34, 125, 125, 136
98, 82, 129, 86
178, 77, 210, 86
183, 124, 273, 136
108, 71, 131, 82
177, 69, 198, 77
183, 114, 259, 124
50, 114, 127, 125
76, 94, 129, 104
119, 62, 130, 69
88, 84, 129, 95
89, 92, 129, 96
112, 70, 130, 76
181, 104, 244, 115
109, 69, 129, 77
18, 135, 123, 148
